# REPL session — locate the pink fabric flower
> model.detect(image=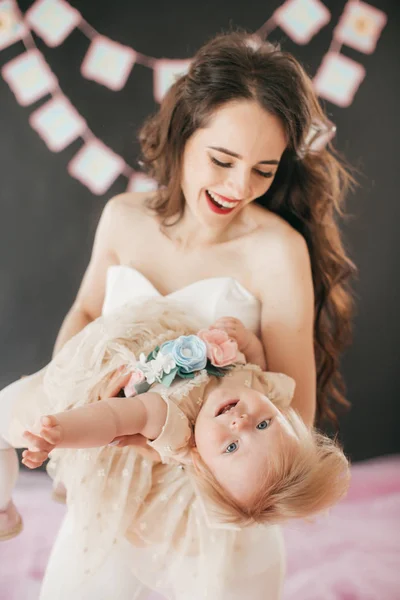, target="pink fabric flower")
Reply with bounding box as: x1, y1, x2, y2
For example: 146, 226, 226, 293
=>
197, 328, 243, 367
124, 369, 145, 397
